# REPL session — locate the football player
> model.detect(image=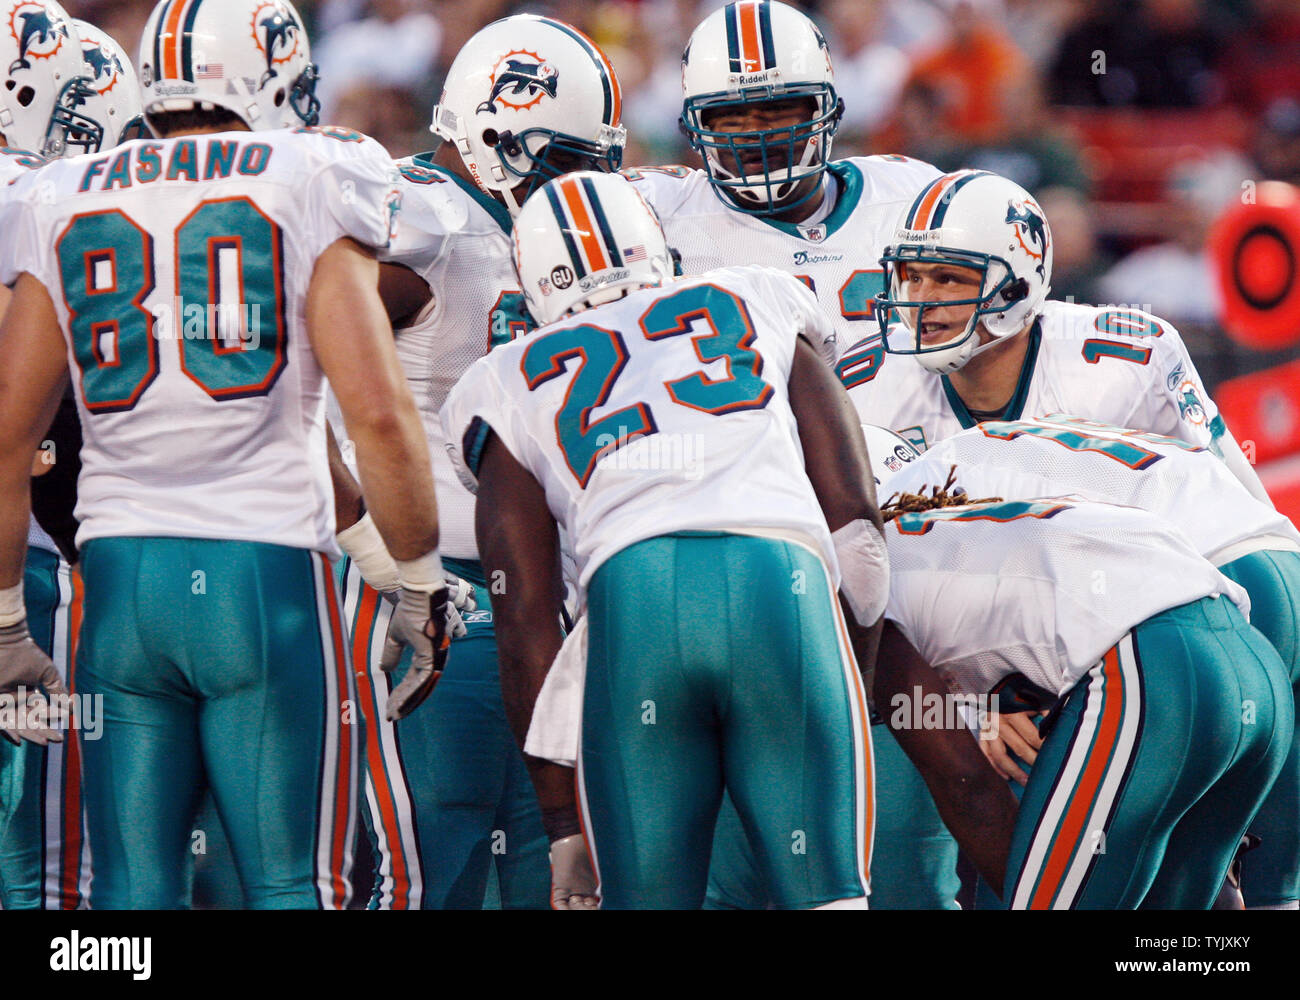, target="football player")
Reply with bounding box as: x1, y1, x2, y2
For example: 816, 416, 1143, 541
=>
885, 415, 1300, 910
448, 170, 1019, 909
877, 486, 1293, 908
0, 0, 447, 909
442, 170, 898, 908
71, 20, 148, 149
845, 169, 1271, 505
0, 1, 115, 910
623, 0, 958, 912
329, 14, 626, 909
